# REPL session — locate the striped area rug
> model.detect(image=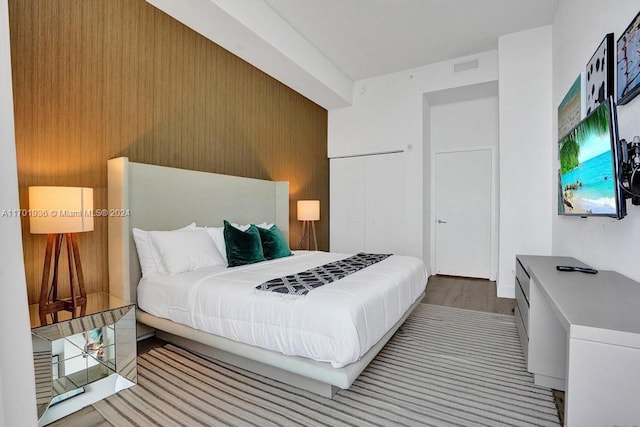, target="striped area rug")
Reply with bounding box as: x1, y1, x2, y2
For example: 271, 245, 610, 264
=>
93, 304, 560, 426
